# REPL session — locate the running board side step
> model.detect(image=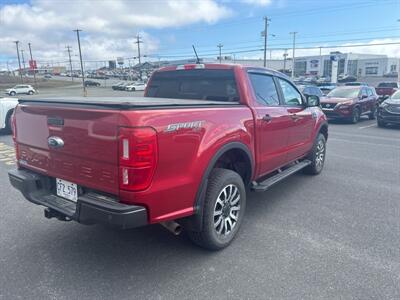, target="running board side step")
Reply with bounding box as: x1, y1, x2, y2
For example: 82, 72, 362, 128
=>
251, 160, 311, 192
